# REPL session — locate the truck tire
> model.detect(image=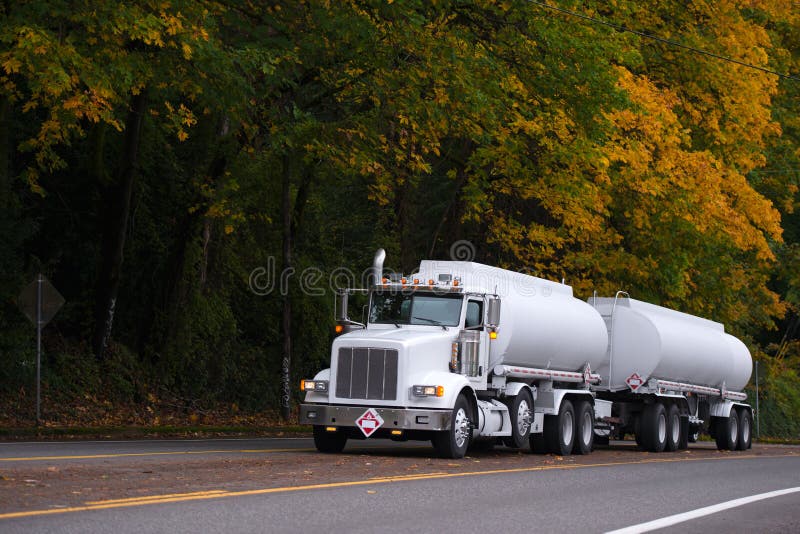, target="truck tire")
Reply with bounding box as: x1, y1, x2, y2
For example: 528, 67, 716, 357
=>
544, 399, 575, 455
688, 425, 700, 443
573, 400, 594, 455
634, 416, 644, 448
714, 414, 740, 451
502, 389, 533, 449
641, 402, 667, 453
432, 394, 472, 459
678, 416, 689, 450
665, 404, 681, 452
737, 409, 753, 450
313, 425, 347, 453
